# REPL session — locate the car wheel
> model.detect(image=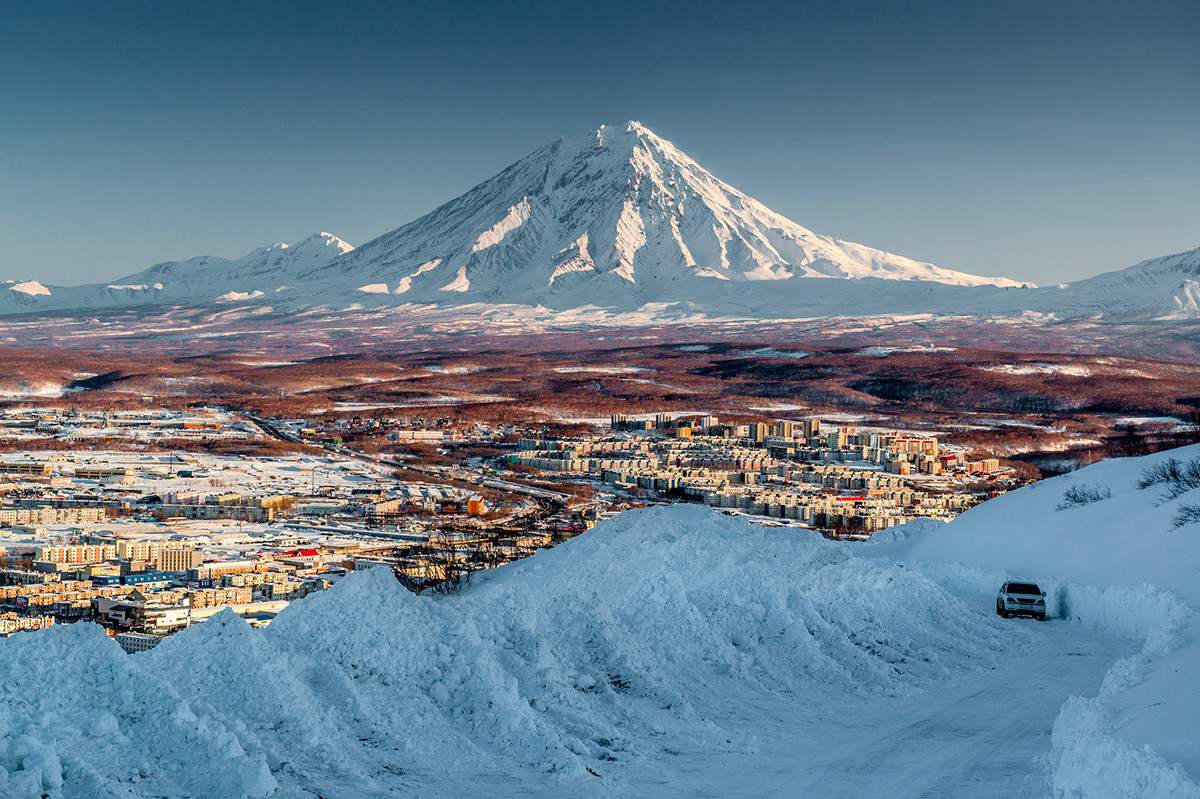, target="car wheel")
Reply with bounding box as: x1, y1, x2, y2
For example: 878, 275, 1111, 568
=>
1036, 612, 1045, 621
